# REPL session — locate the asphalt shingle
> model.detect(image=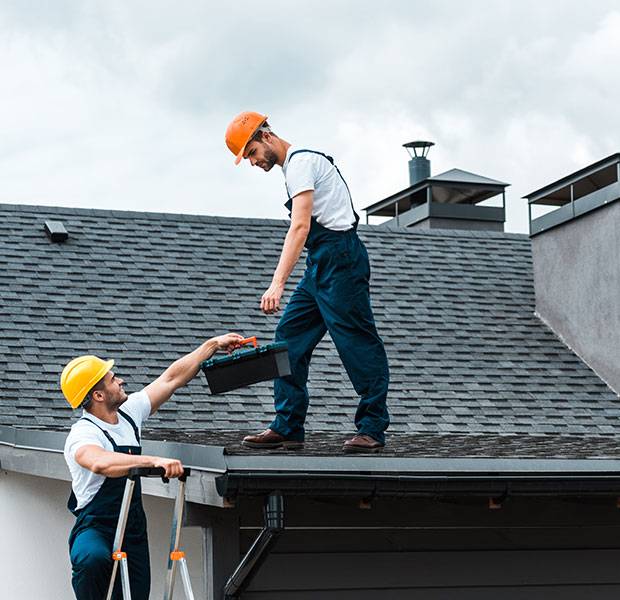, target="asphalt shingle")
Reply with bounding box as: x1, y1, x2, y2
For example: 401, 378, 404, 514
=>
0, 203, 618, 443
